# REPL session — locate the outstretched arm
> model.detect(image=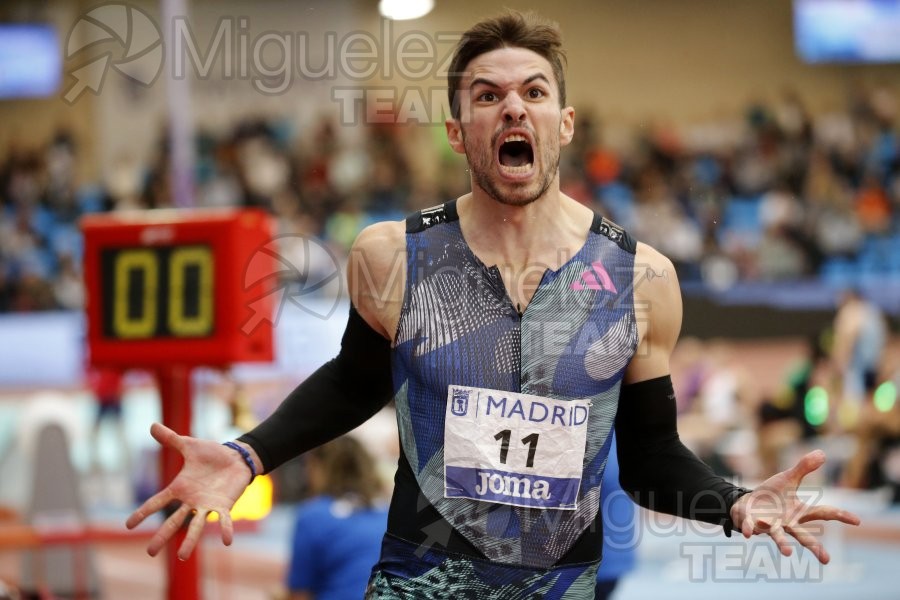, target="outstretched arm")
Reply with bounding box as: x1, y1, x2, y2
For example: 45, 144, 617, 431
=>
616, 243, 859, 562
239, 220, 404, 470
126, 221, 405, 558
616, 246, 748, 533
237, 303, 393, 470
